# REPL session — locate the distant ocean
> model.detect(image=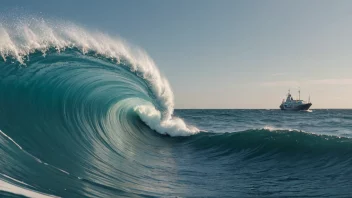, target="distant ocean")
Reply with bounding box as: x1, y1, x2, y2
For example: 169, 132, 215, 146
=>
1, 18, 352, 198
